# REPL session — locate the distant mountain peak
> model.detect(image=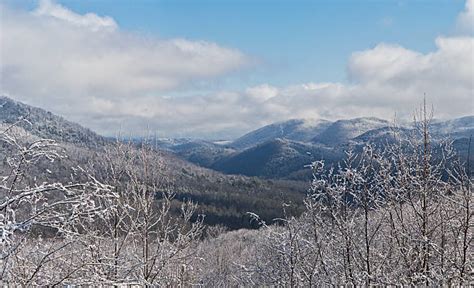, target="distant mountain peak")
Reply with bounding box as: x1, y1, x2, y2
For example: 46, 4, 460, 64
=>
312, 117, 390, 145
231, 118, 331, 150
